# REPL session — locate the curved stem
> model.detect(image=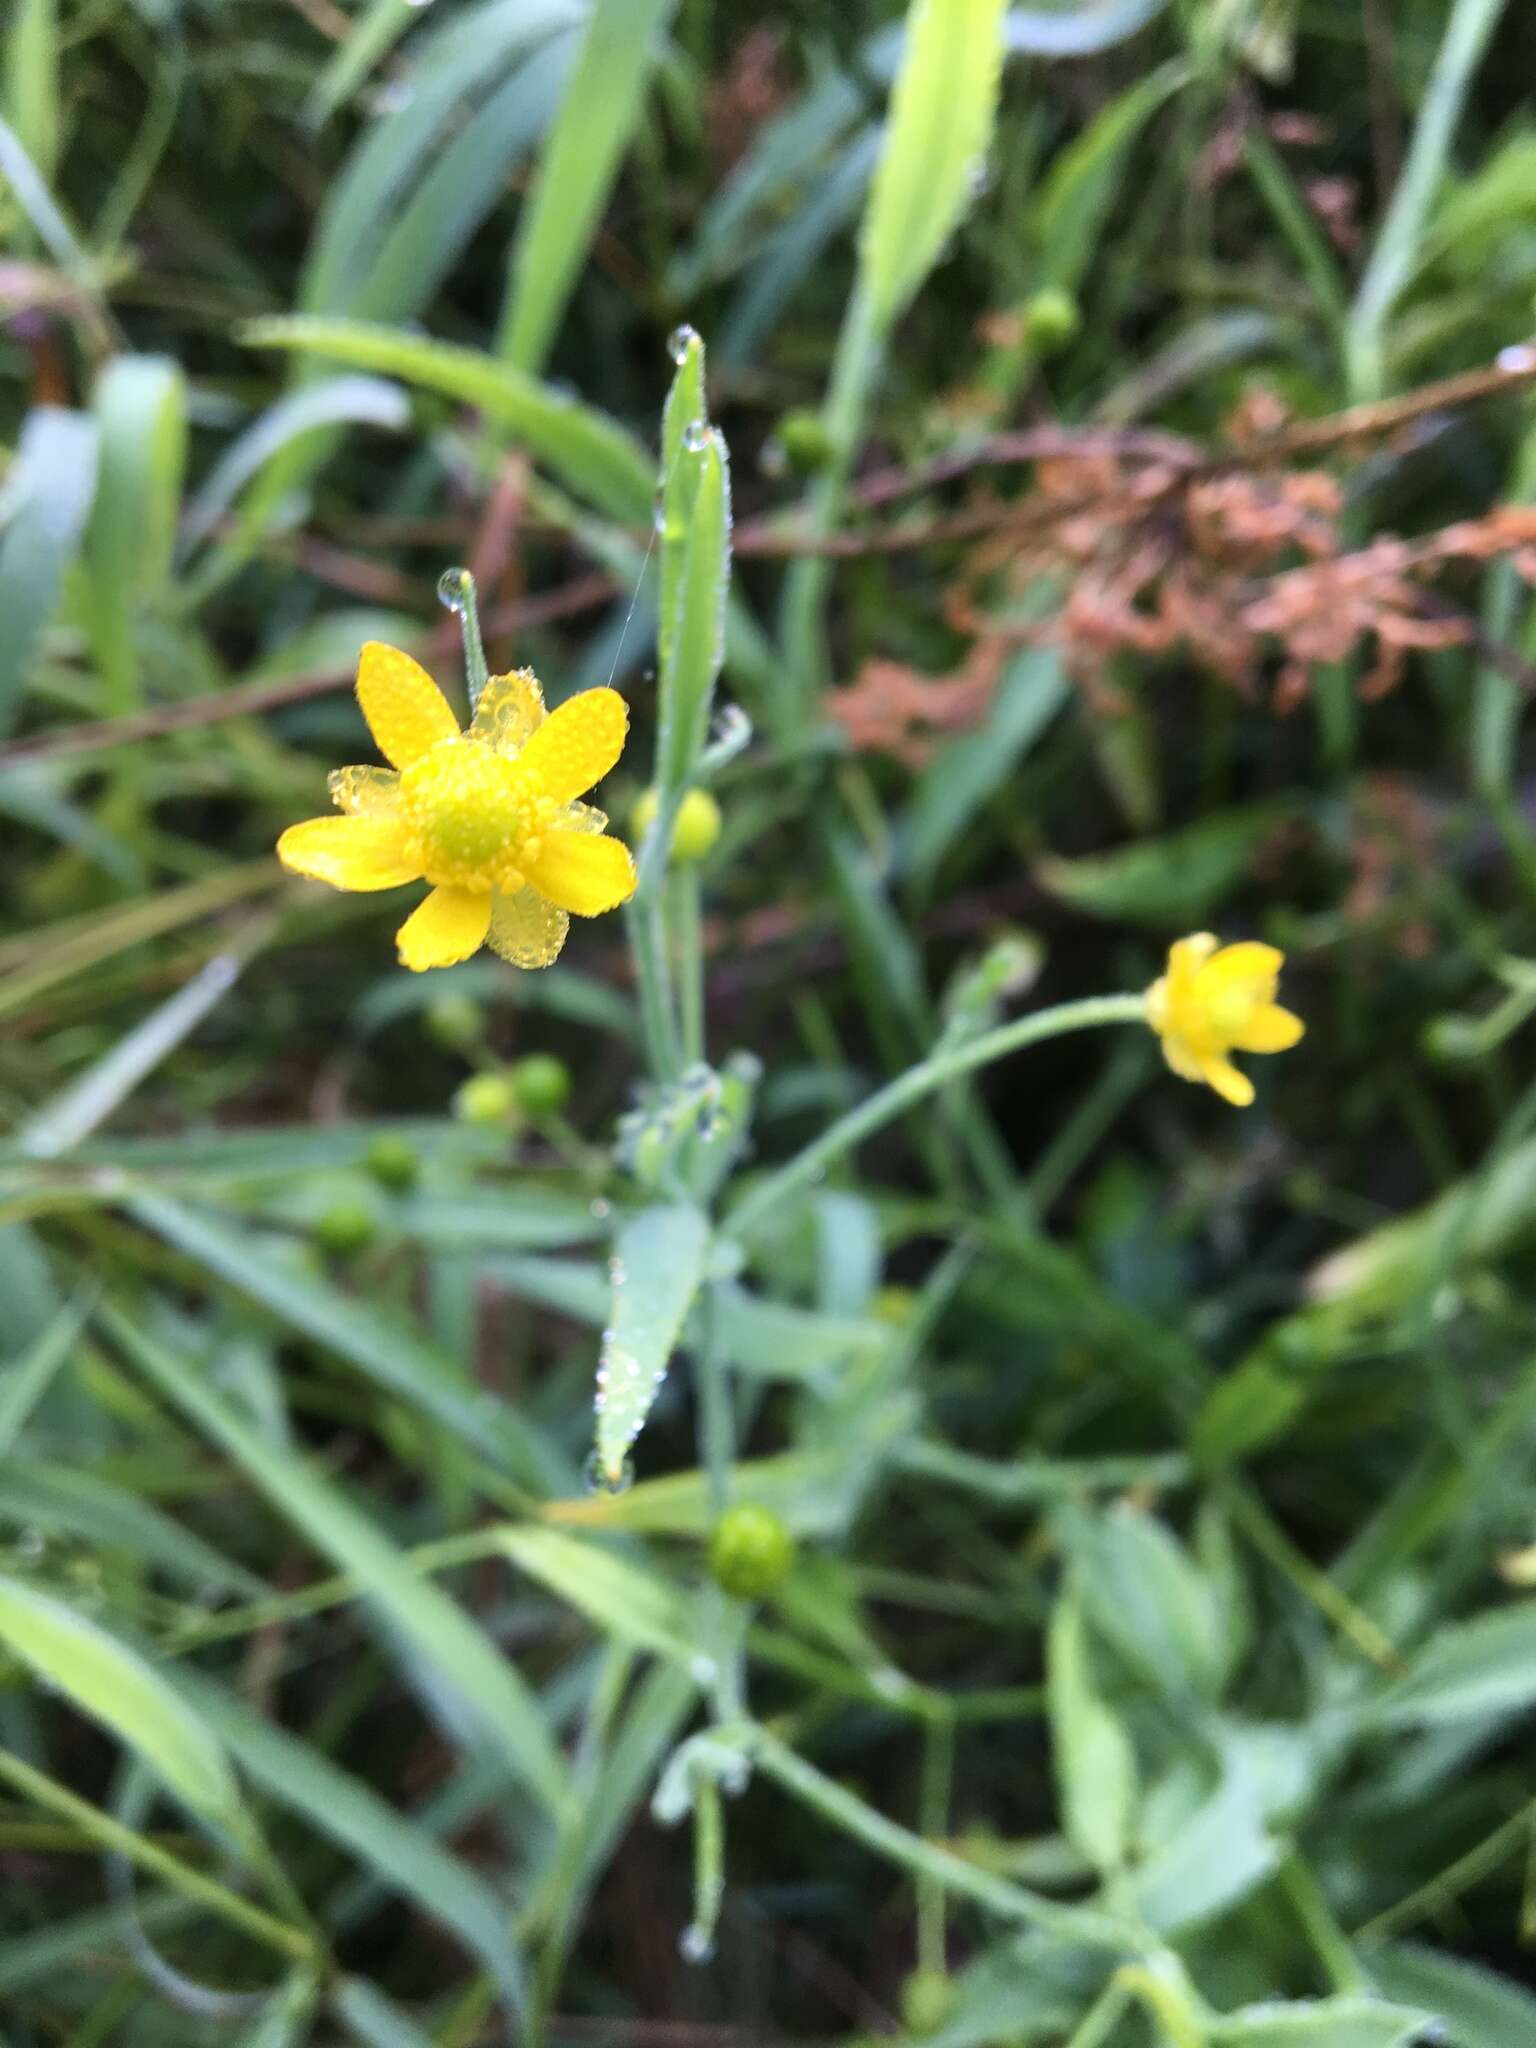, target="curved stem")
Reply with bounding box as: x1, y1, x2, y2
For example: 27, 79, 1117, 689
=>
728, 992, 1149, 1239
